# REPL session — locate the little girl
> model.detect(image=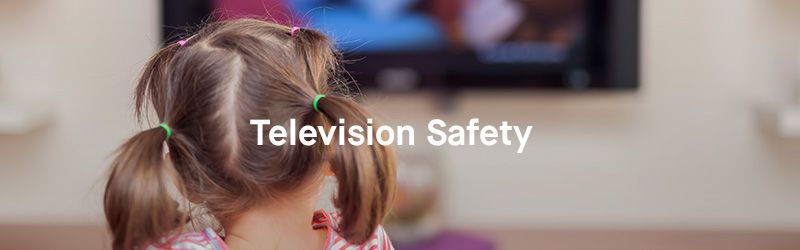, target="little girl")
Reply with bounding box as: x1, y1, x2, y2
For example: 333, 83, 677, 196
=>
104, 19, 396, 250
